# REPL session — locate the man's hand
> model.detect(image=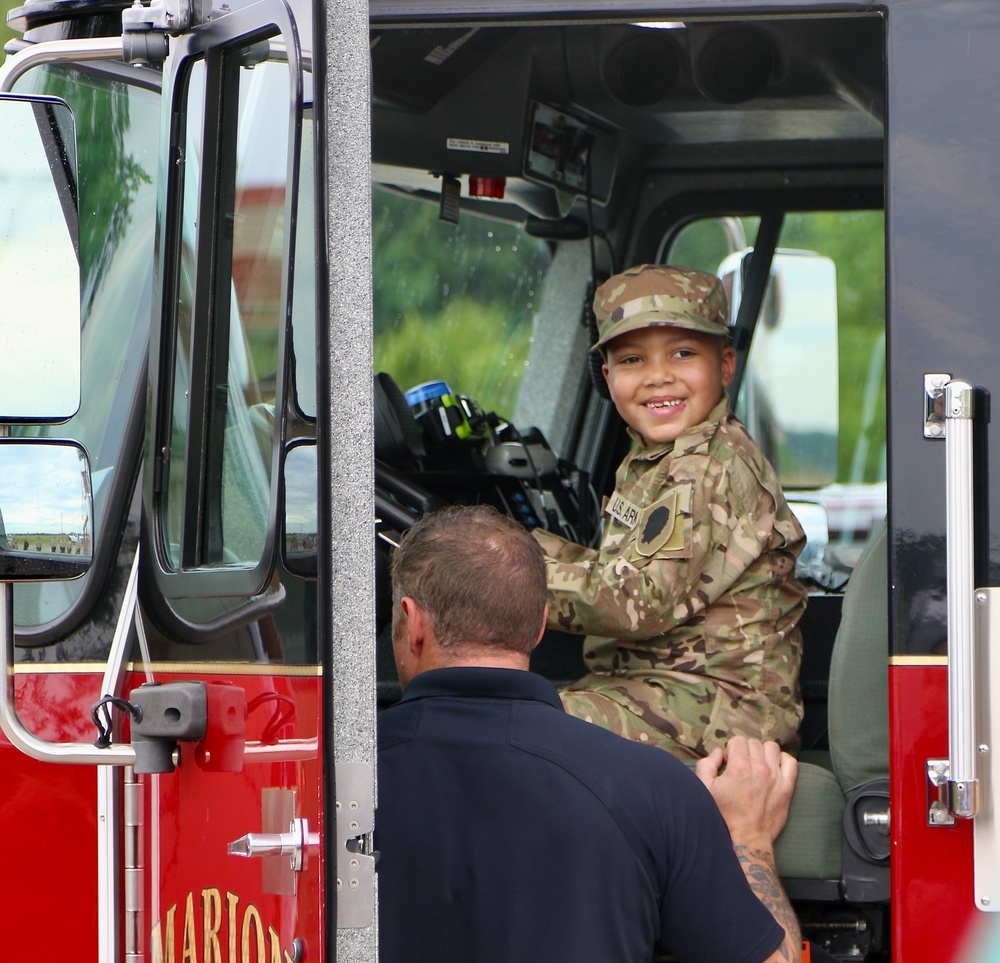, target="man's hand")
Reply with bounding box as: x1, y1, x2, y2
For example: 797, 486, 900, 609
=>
695, 736, 797, 847
695, 737, 801, 963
